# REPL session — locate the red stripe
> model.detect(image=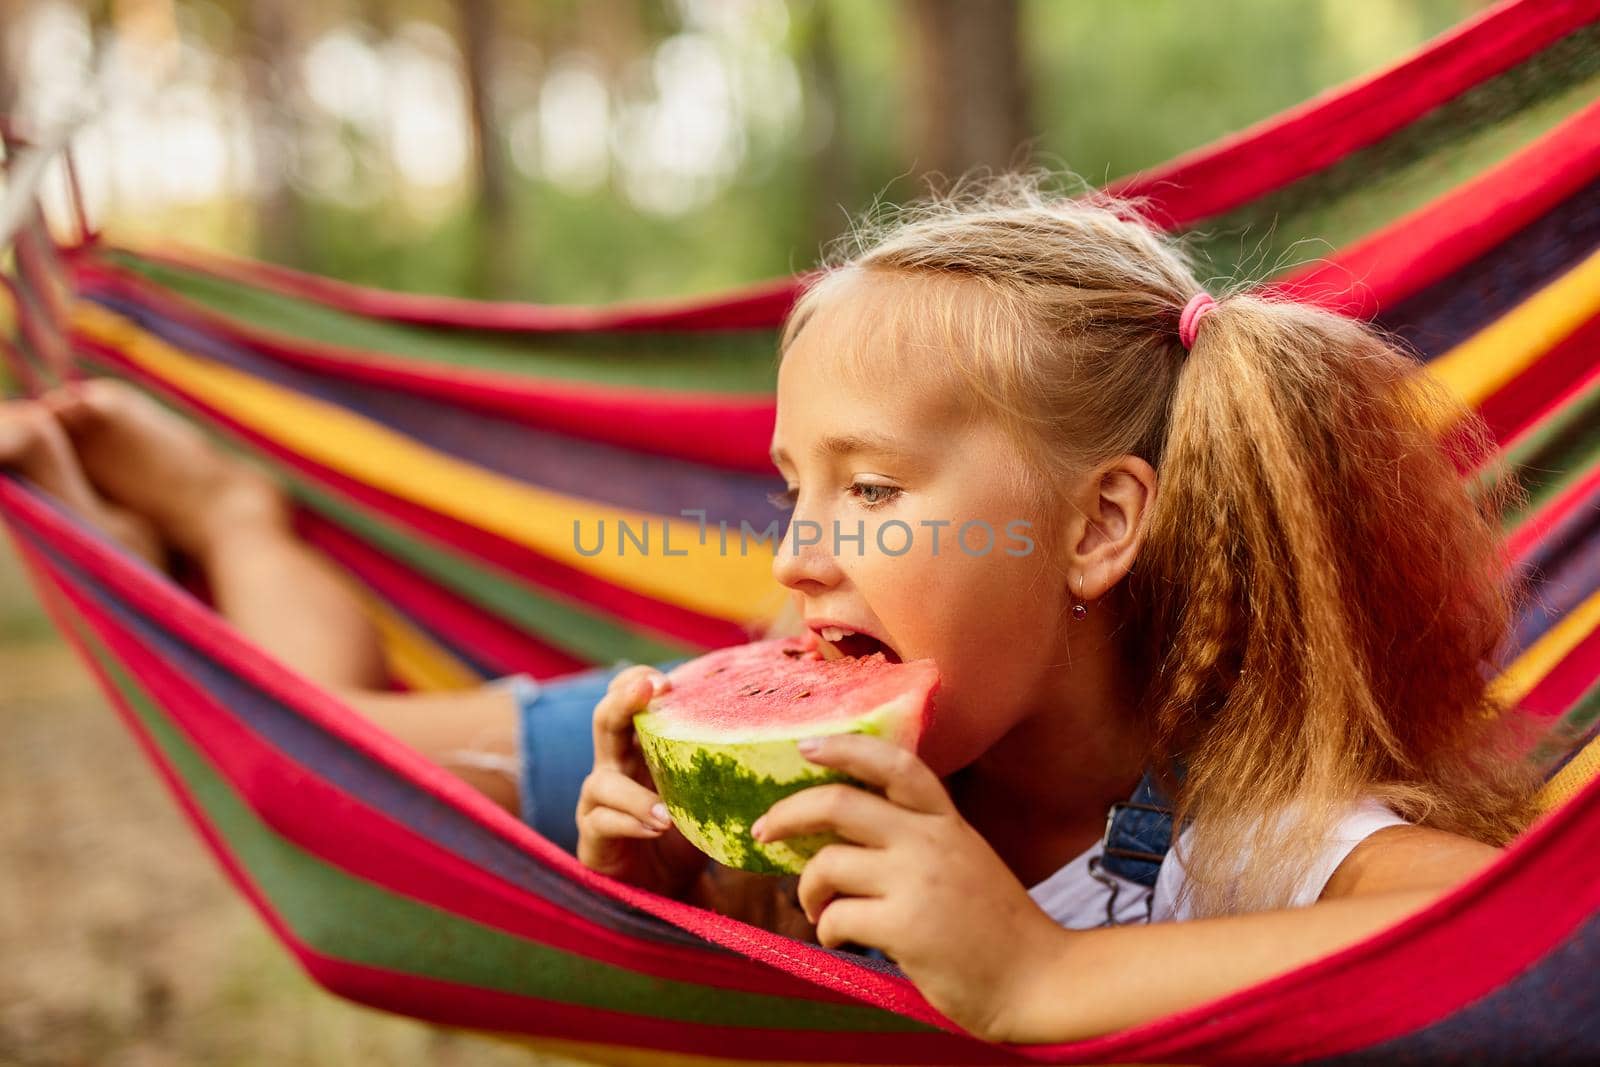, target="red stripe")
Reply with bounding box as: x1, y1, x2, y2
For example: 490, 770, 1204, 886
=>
297, 510, 586, 677
1482, 314, 1600, 455
1112, 0, 1600, 228
105, 243, 806, 334
0, 479, 954, 1029
5, 536, 990, 1063
71, 342, 755, 656
1504, 462, 1600, 564
1269, 98, 1600, 315
72, 257, 780, 474
1517, 612, 1600, 722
